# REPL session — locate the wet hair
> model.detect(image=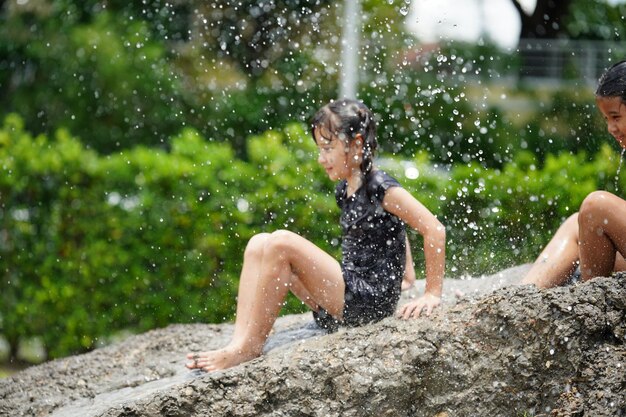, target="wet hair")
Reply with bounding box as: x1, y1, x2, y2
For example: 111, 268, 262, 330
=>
310, 98, 378, 174
596, 60, 626, 103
